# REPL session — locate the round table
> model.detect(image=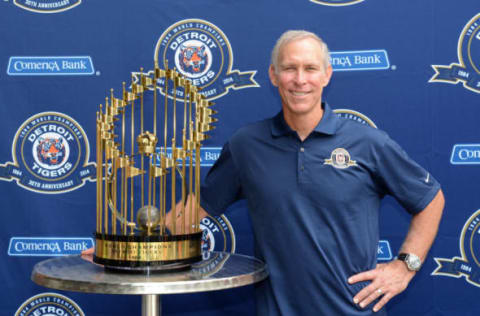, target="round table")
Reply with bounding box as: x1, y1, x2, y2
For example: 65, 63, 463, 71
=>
31, 252, 268, 316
